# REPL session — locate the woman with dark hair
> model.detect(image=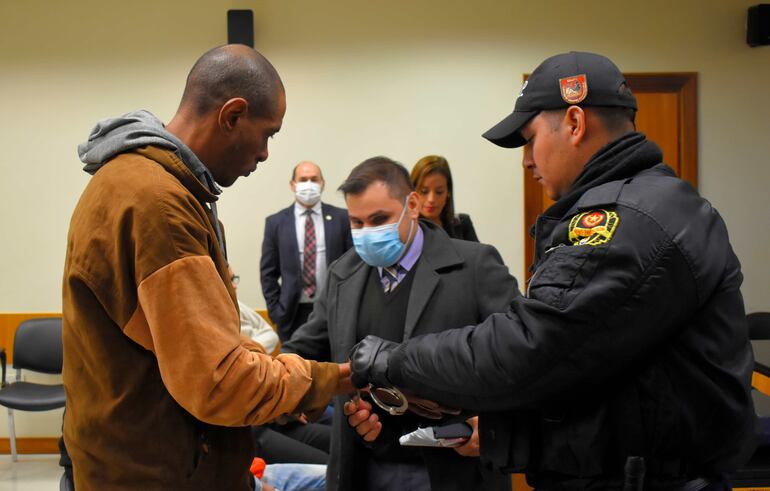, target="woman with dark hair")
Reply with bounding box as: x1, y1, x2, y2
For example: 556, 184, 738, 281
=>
410, 155, 478, 242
